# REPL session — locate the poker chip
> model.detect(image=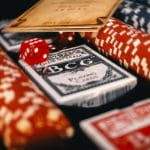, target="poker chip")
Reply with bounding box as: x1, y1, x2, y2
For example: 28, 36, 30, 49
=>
79, 18, 150, 80
0, 48, 74, 149
125, 0, 150, 7
114, 0, 150, 33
